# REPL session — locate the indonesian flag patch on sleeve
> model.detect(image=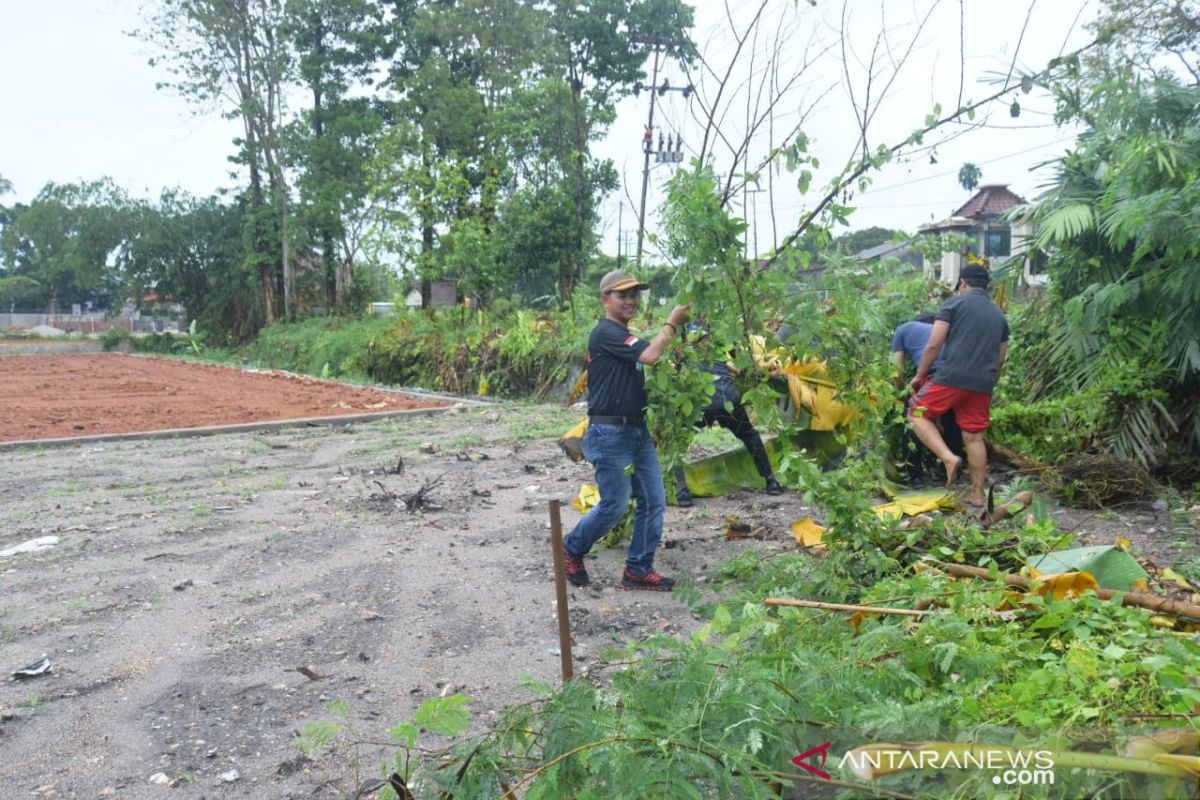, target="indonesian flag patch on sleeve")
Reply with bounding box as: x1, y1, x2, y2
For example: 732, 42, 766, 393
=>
624, 335, 639, 346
